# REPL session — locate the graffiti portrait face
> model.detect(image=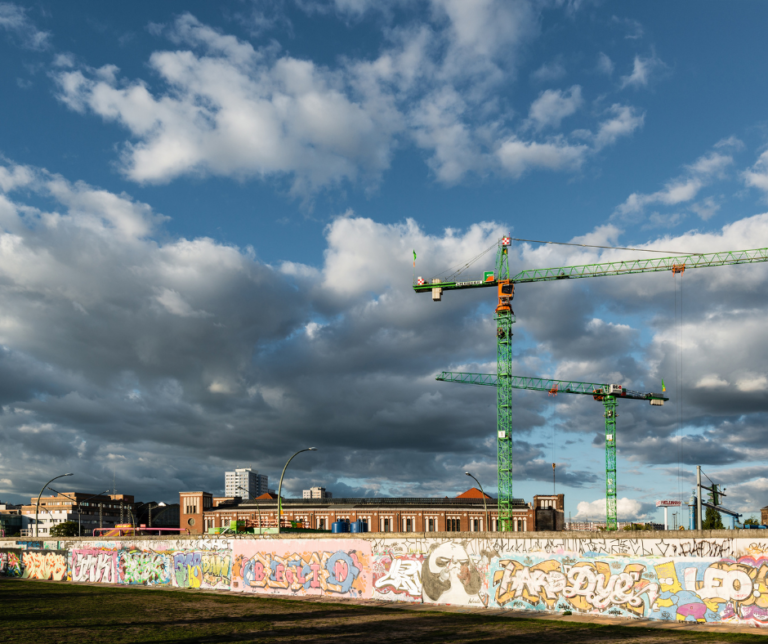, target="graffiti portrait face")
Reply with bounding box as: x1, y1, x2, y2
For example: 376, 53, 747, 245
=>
422, 542, 482, 603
